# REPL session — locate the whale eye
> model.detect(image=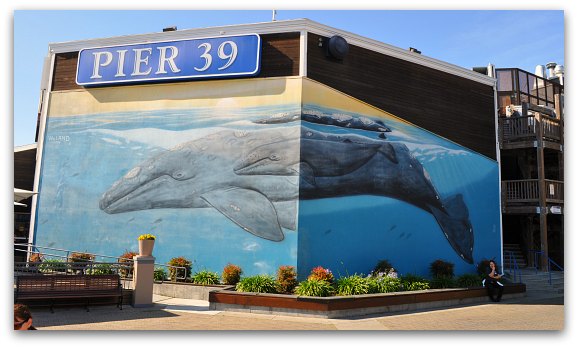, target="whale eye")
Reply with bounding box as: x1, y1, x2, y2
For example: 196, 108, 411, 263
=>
269, 154, 280, 161
173, 171, 185, 179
